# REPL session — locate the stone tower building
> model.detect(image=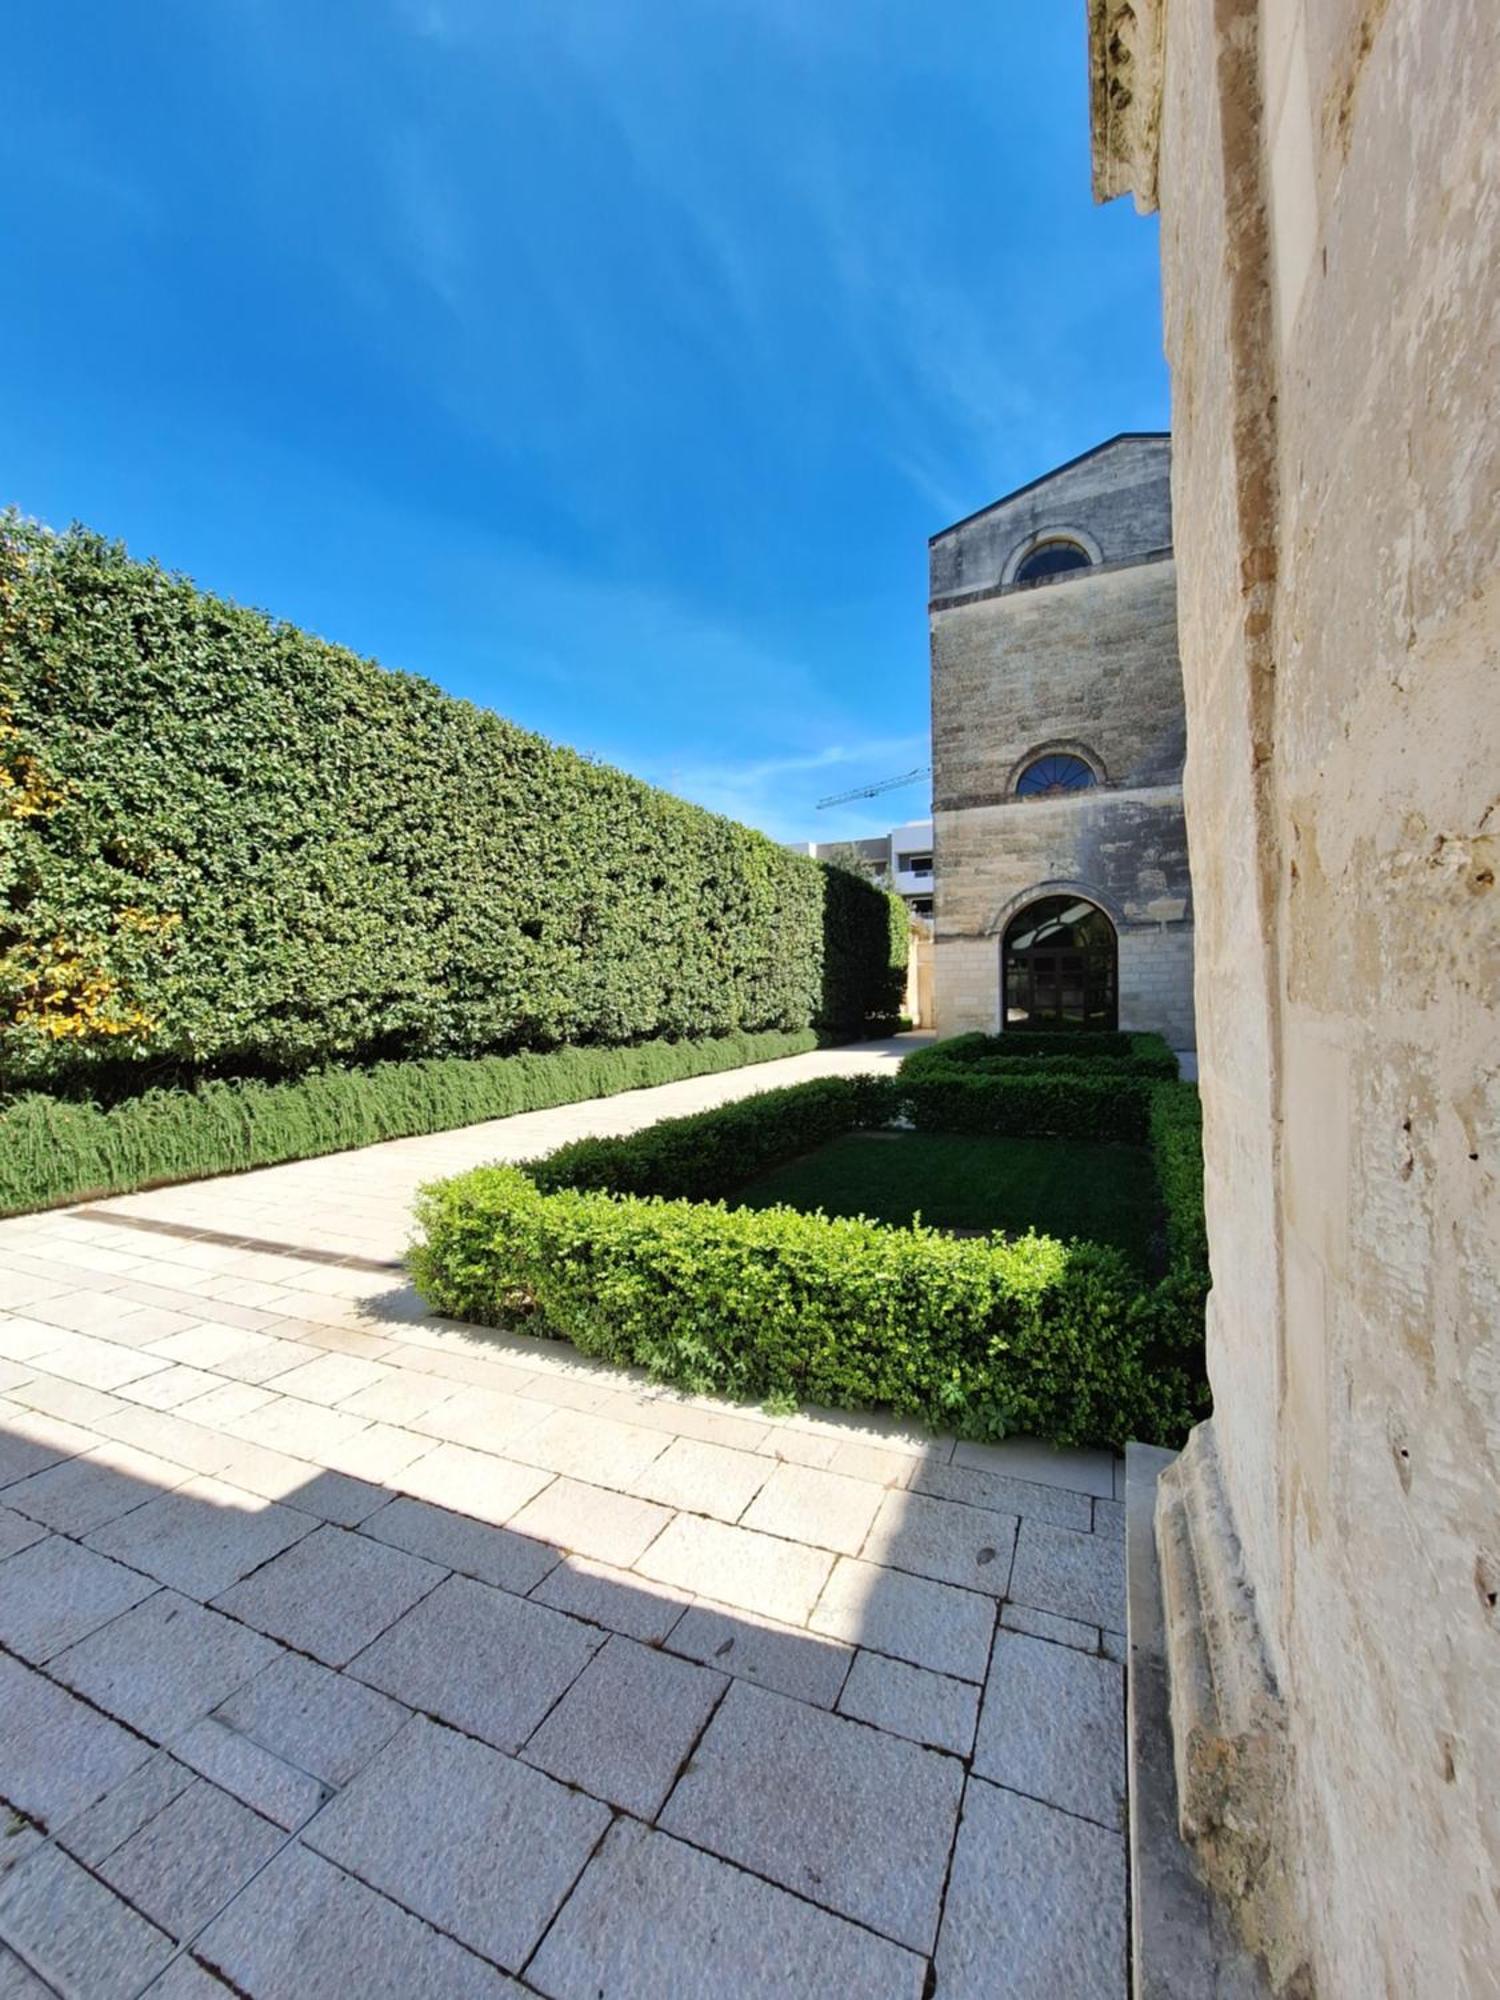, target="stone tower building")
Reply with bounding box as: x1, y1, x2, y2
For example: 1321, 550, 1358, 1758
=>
928, 434, 1195, 1047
